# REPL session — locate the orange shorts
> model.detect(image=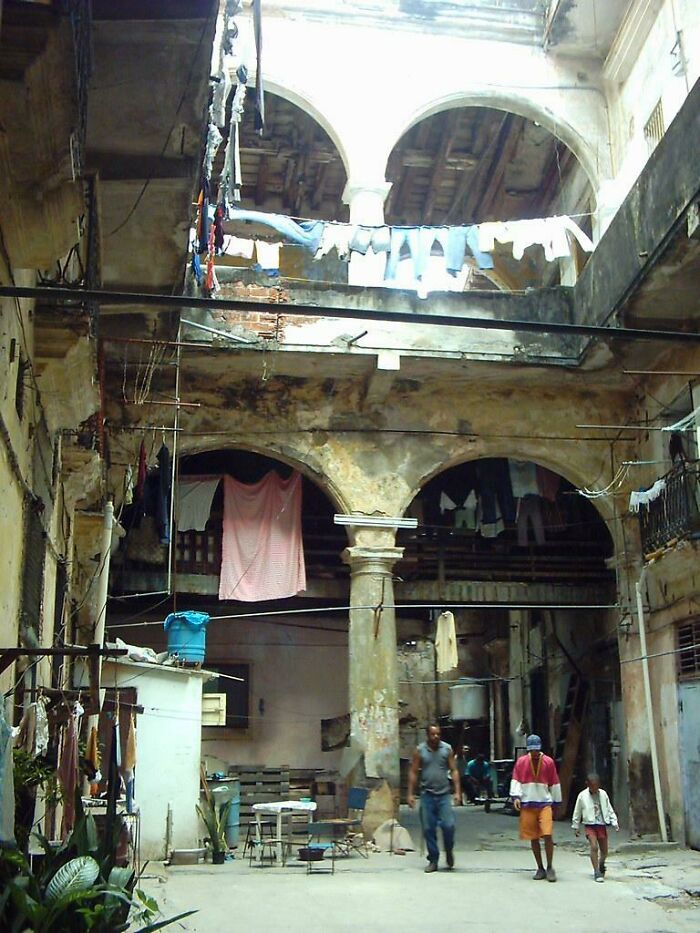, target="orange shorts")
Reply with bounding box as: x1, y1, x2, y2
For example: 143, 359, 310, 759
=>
519, 805, 553, 840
